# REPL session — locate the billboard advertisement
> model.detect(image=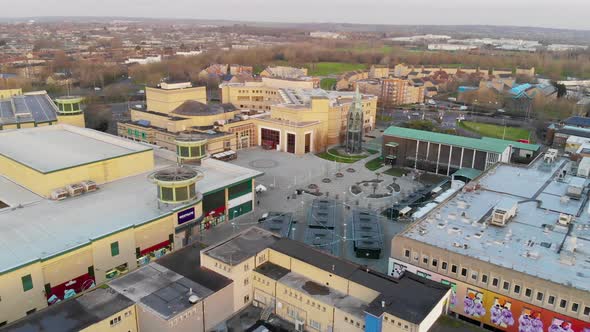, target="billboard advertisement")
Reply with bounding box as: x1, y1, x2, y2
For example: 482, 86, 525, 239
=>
177, 206, 196, 225
389, 258, 590, 332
